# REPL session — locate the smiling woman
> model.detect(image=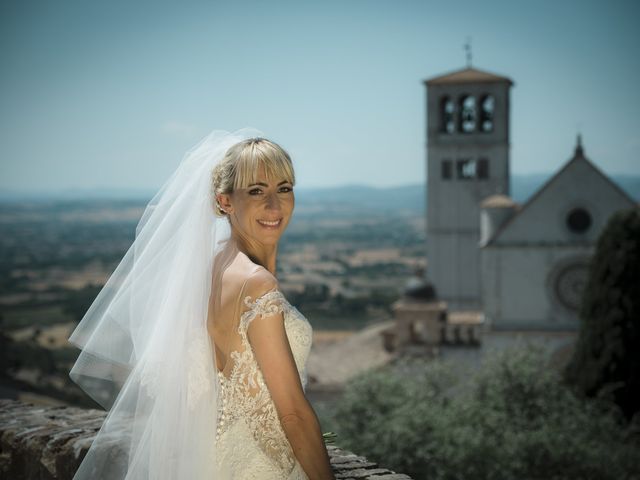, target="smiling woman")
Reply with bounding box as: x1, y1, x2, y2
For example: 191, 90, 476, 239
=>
209, 137, 334, 479
212, 138, 296, 273
68, 129, 335, 480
